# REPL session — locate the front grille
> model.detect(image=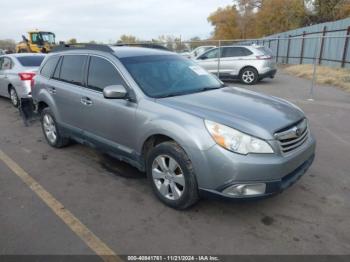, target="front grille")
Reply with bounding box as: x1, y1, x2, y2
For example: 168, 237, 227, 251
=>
275, 119, 309, 154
